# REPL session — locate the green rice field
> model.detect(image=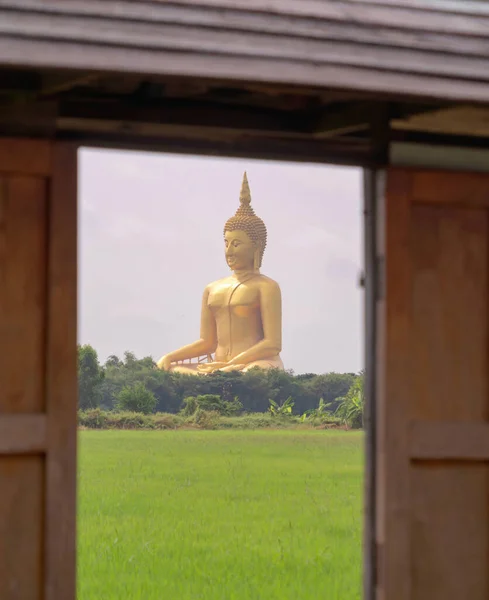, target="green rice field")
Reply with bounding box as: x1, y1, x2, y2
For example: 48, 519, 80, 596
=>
78, 430, 363, 599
